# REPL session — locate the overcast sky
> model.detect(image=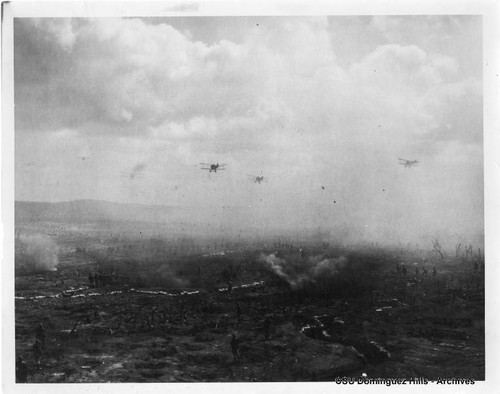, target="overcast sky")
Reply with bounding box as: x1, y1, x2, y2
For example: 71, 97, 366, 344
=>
14, 16, 483, 244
